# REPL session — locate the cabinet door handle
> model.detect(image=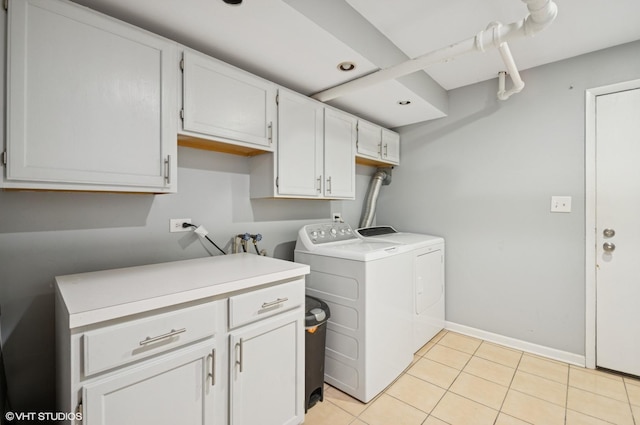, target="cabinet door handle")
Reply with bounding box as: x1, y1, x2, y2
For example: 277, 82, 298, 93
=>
261, 297, 288, 309
317, 175, 322, 193
164, 155, 171, 184
236, 338, 244, 373
139, 328, 186, 346
326, 176, 332, 194
384, 143, 388, 157
267, 122, 273, 144
208, 349, 216, 386
378, 142, 383, 157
